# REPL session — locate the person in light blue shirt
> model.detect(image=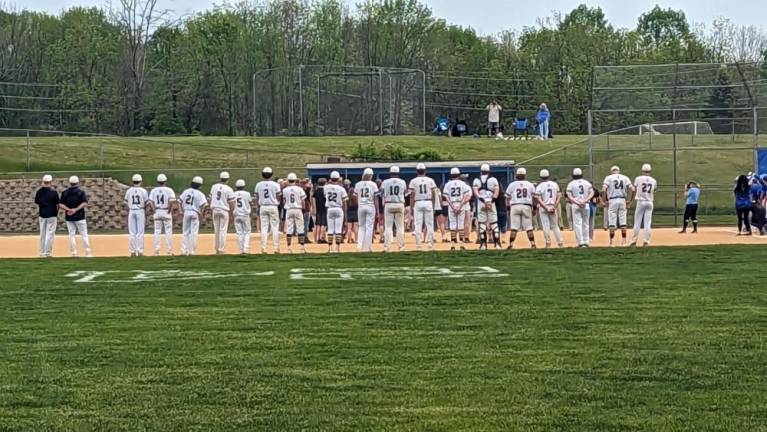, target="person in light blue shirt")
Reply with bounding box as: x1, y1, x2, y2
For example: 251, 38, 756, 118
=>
536, 103, 550, 140
680, 181, 700, 233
